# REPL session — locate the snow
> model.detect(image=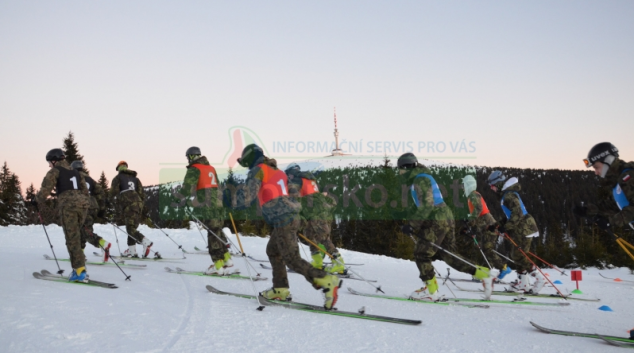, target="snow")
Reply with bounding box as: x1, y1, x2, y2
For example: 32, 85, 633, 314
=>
1, 224, 632, 353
